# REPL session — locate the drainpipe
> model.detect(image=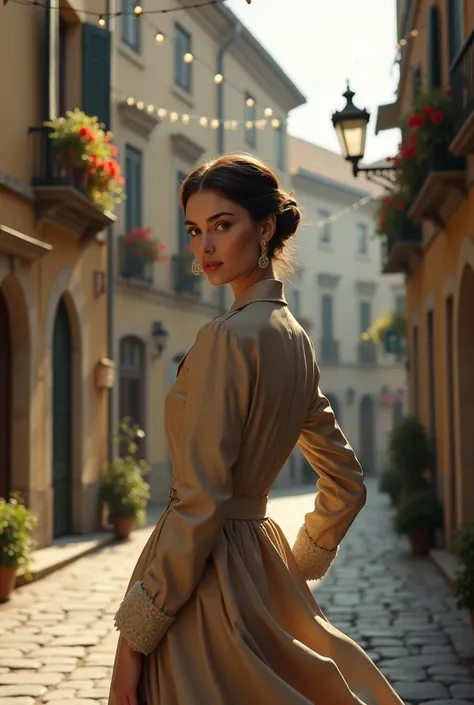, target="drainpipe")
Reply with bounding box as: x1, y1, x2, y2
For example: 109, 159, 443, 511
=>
105, 0, 114, 465
217, 22, 242, 155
